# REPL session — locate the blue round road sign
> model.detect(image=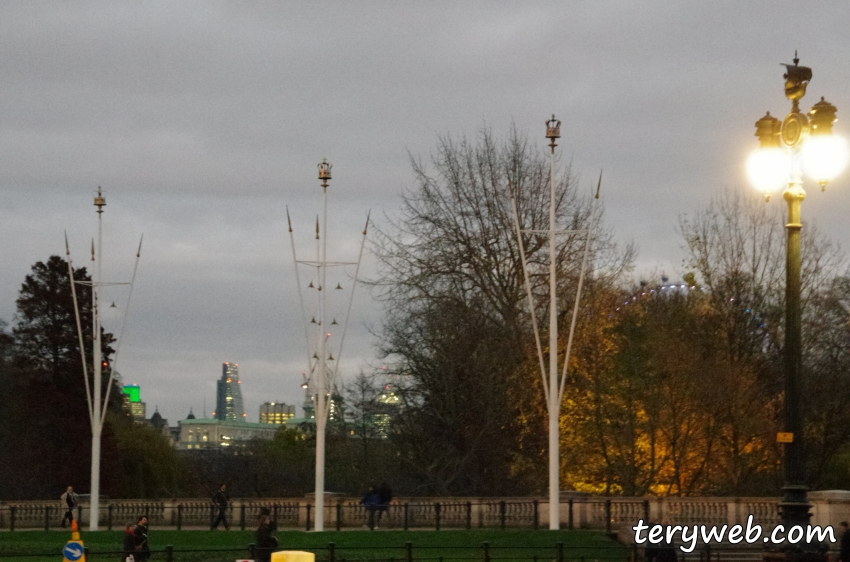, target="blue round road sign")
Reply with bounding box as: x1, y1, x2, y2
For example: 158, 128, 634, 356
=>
63, 541, 84, 561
